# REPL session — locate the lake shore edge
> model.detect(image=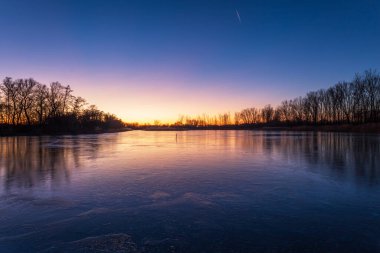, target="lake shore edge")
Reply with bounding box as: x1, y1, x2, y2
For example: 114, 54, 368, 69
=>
0, 127, 133, 137
140, 123, 380, 133
0, 124, 378, 136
